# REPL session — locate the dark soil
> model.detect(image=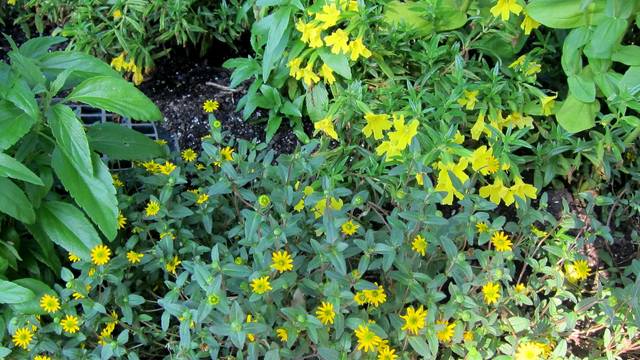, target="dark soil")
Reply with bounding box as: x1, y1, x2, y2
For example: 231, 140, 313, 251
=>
138, 48, 302, 154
